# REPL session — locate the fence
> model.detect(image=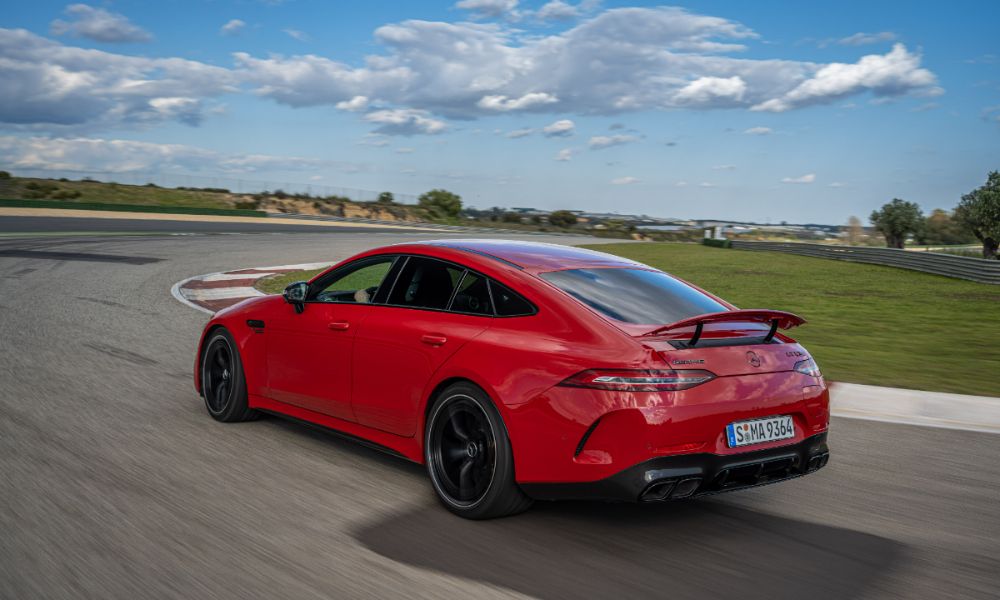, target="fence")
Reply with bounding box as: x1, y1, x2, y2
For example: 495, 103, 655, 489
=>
728, 241, 1000, 285
7, 168, 419, 205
